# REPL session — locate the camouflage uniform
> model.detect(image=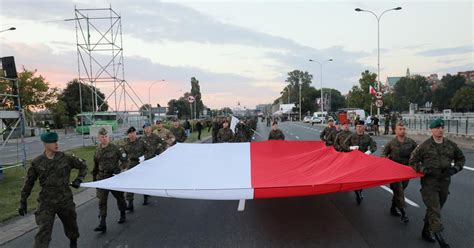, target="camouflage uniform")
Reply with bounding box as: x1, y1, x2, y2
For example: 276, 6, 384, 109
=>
343, 133, 377, 153
217, 127, 234, 143
344, 132, 377, 204
320, 126, 336, 146
170, 126, 187, 144
326, 129, 341, 147
20, 152, 87, 248
391, 114, 397, 135
234, 122, 249, 142
333, 130, 352, 152
142, 133, 165, 159
92, 143, 128, 218
409, 137, 465, 234
153, 127, 176, 150
268, 129, 285, 140
381, 137, 417, 209
121, 137, 150, 201
211, 120, 221, 143
384, 114, 390, 135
